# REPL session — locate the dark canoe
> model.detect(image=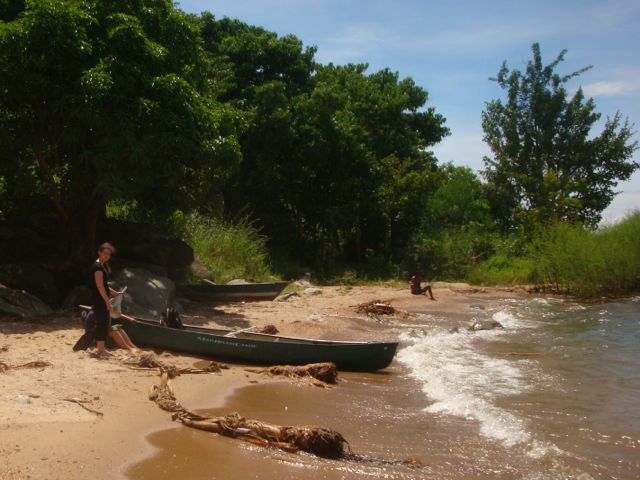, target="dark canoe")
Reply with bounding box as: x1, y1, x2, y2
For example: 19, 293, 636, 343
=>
178, 281, 289, 302
122, 319, 398, 371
